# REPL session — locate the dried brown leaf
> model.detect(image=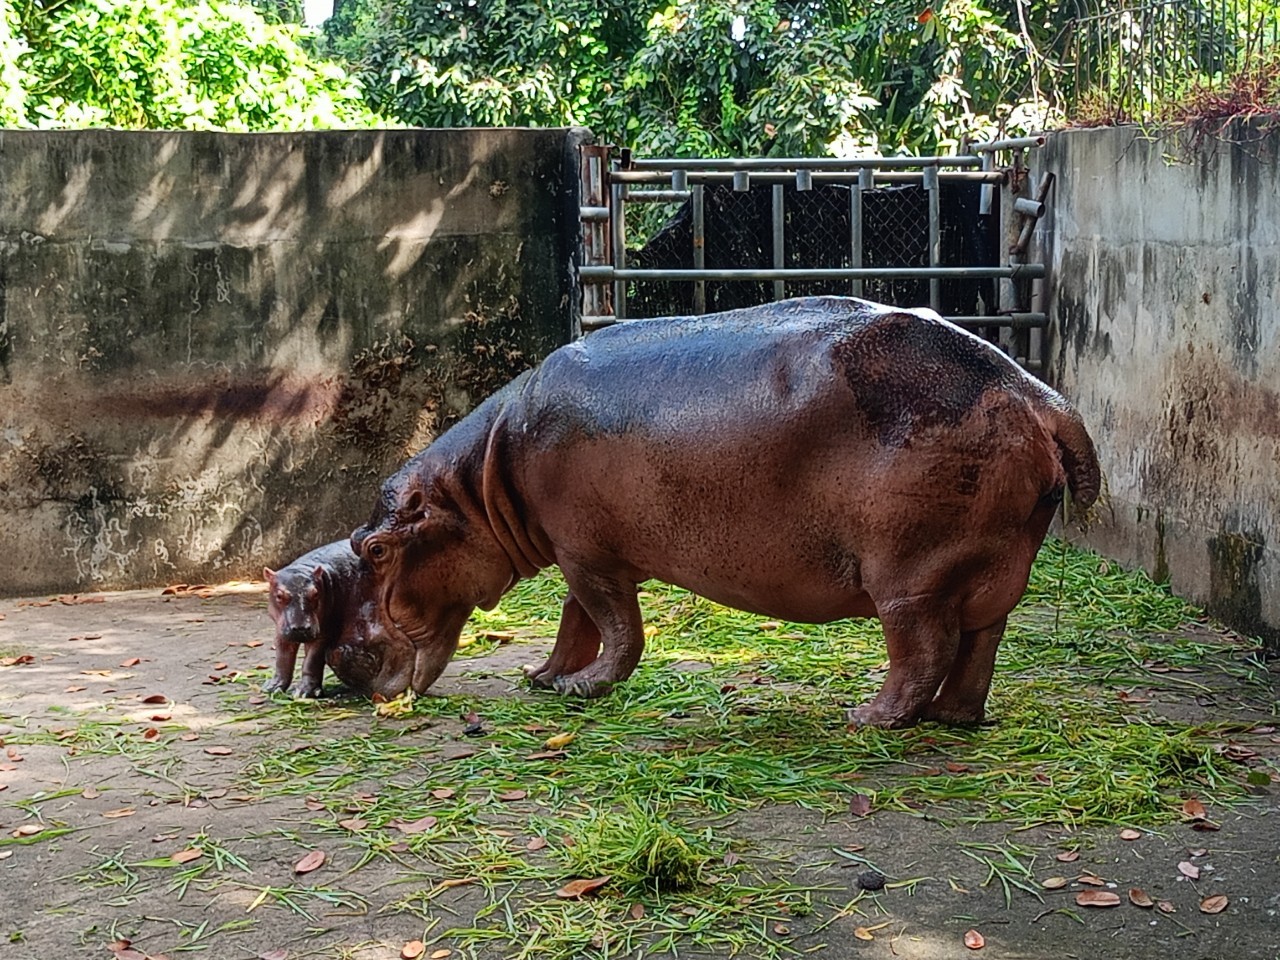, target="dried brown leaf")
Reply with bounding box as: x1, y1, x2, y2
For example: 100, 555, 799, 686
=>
1055, 850, 1080, 862
294, 849, 326, 874
441, 743, 477, 761
1077, 874, 1105, 886
394, 816, 438, 835
141, 694, 168, 704
629, 902, 645, 920
496, 789, 527, 802
1119, 828, 1142, 841
1041, 876, 1070, 890
1129, 887, 1154, 908
120, 657, 143, 668
556, 876, 610, 899
431, 788, 456, 800
527, 837, 548, 852
1075, 890, 1121, 908
1178, 861, 1201, 879
203, 746, 233, 756
1182, 798, 1207, 820
258, 950, 289, 960
848, 793, 872, 817
338, 817, 368, 832
525, 750, 568, 761
171, 847, 204, 864
853, 927, 875, 941
429, 950, 452, 960
1199, 894, 1228, 914
1157, 900, 1176, 913
400, 941, 425, 959
964, 929, 985, 950
102, 807, 136, 819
